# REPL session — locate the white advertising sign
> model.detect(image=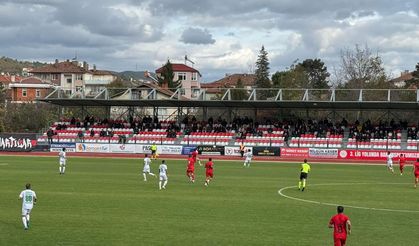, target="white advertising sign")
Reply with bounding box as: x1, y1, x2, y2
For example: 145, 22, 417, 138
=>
76, 143, 110, 153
